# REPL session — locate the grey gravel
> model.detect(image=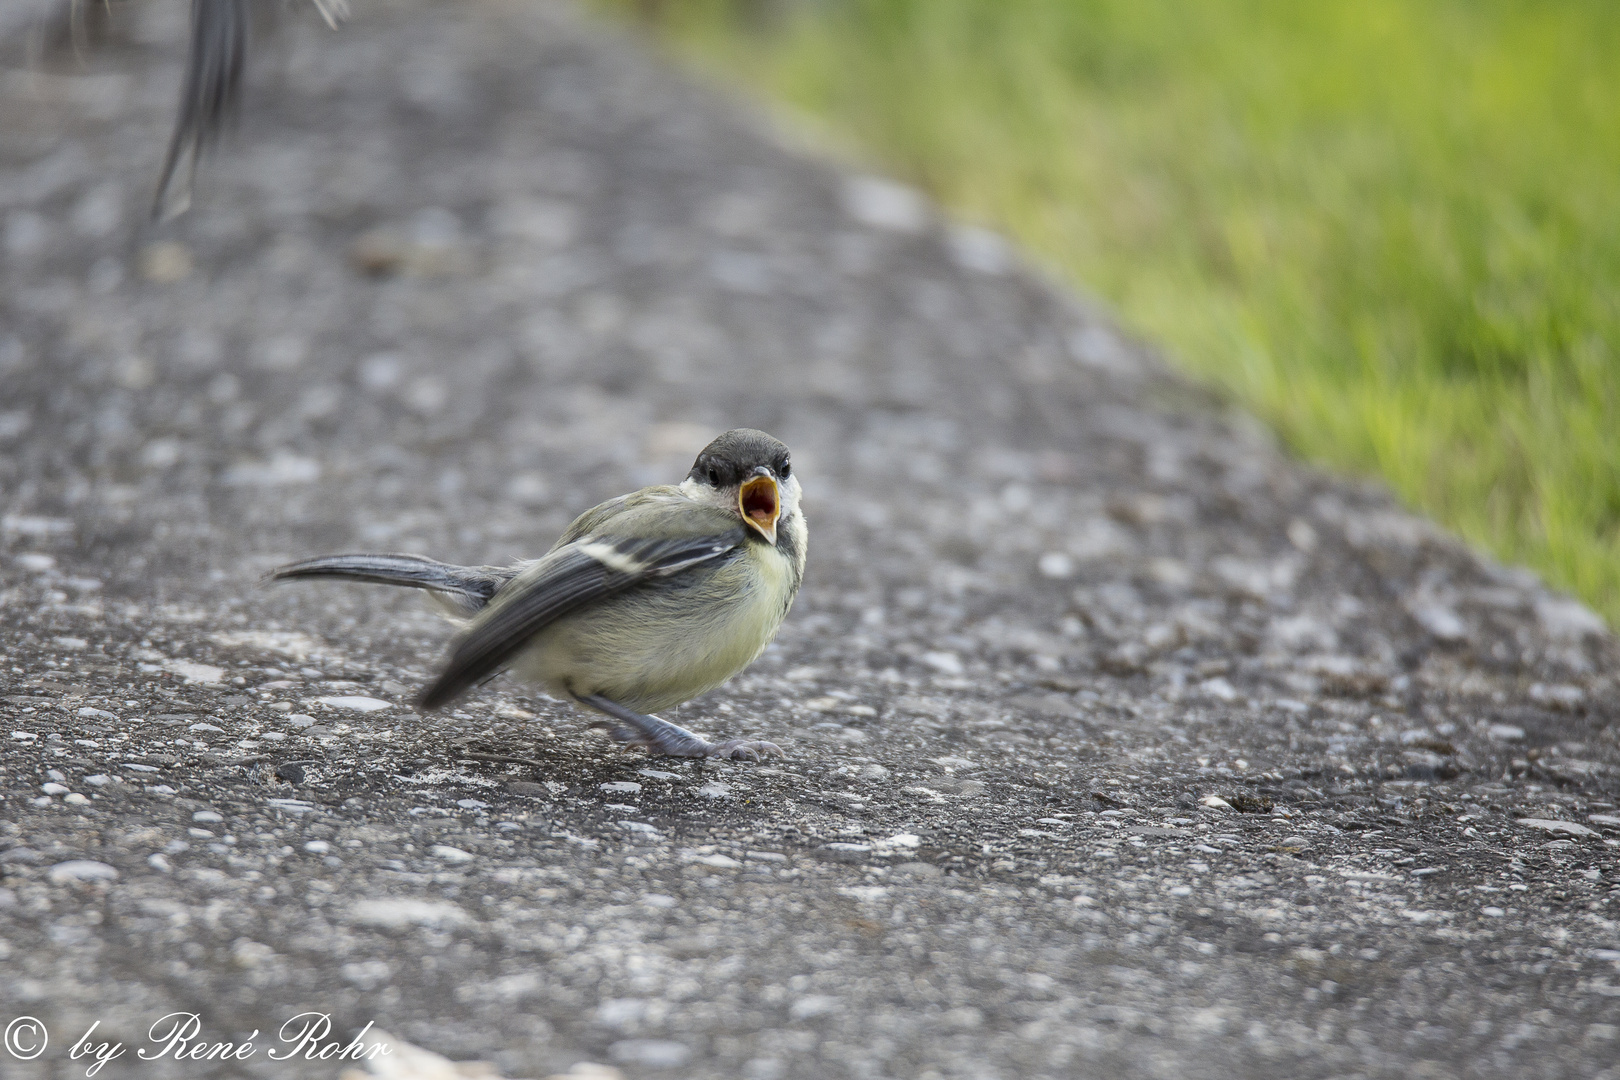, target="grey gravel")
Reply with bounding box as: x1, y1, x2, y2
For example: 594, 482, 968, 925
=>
2, 2, 1619, 1079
